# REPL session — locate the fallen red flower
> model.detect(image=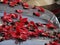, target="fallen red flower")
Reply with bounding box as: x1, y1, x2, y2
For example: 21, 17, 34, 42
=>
42, 32, 48, 37
1, 12, 12, 22
10, 13, 18, 19
9, 1, 17, 7
39, 29, 44, 33
33, 12, 40, 17
3, 0, 8, 4
22, 2, 29, 9
0, 12, 59, 45
16, 9, 23, 13
37, 6, 45, 13
46, 23, 57, 29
